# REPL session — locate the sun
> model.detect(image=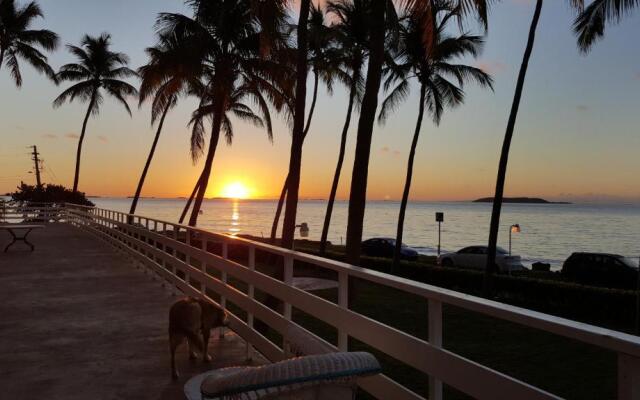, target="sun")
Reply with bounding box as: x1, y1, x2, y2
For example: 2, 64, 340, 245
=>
221, 182, 250, 199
